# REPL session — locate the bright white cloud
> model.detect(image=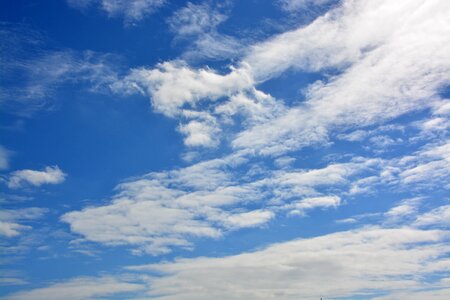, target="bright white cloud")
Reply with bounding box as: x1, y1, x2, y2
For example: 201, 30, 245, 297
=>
113, 61, 253, 117
112, 0, 450, 153
127, 0, 450, 156
178, 119, 221, 148
61, 152, 382, 254
127, 227, 450, 300
4, 276, 144, 300
8, 166, 66, 189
